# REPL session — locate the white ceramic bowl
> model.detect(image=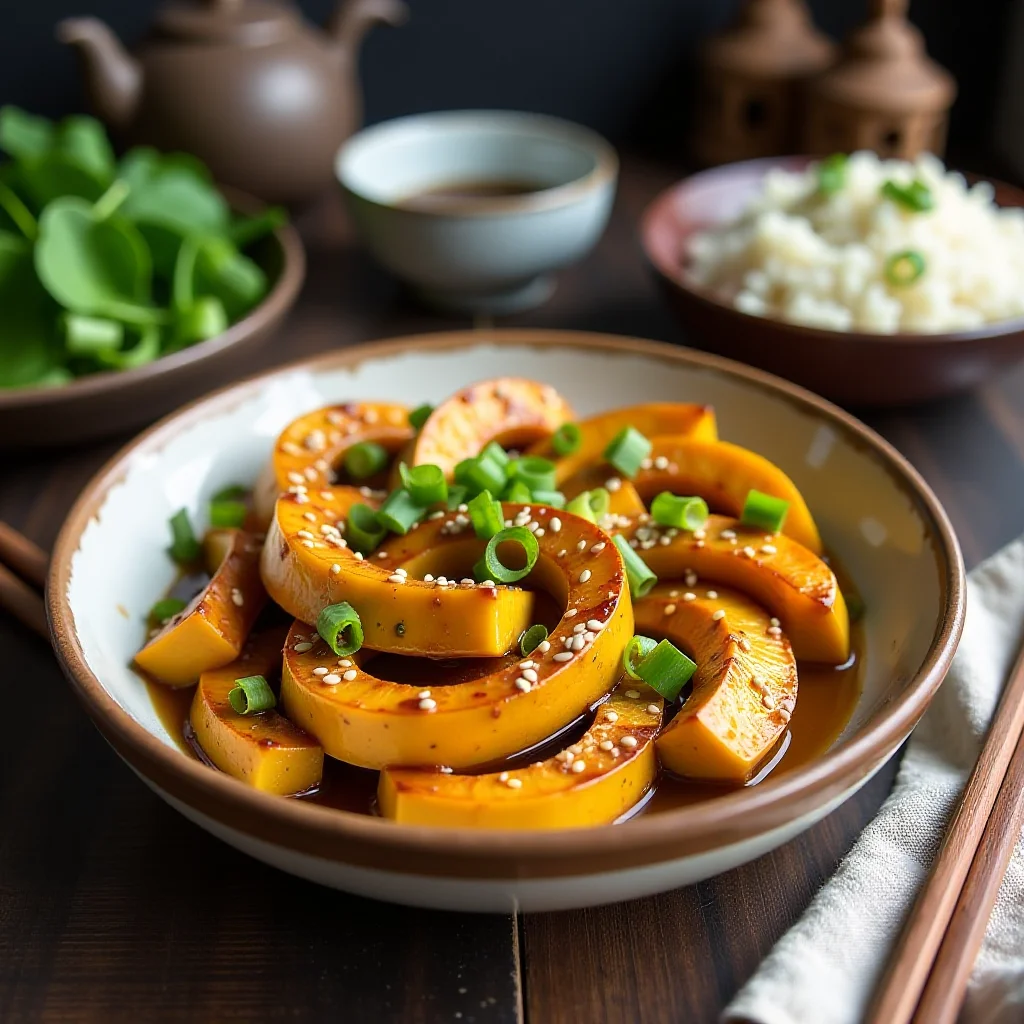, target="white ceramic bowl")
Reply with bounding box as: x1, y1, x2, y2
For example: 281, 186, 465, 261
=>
49, 330, 964, 912
336, 111, 618, 312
